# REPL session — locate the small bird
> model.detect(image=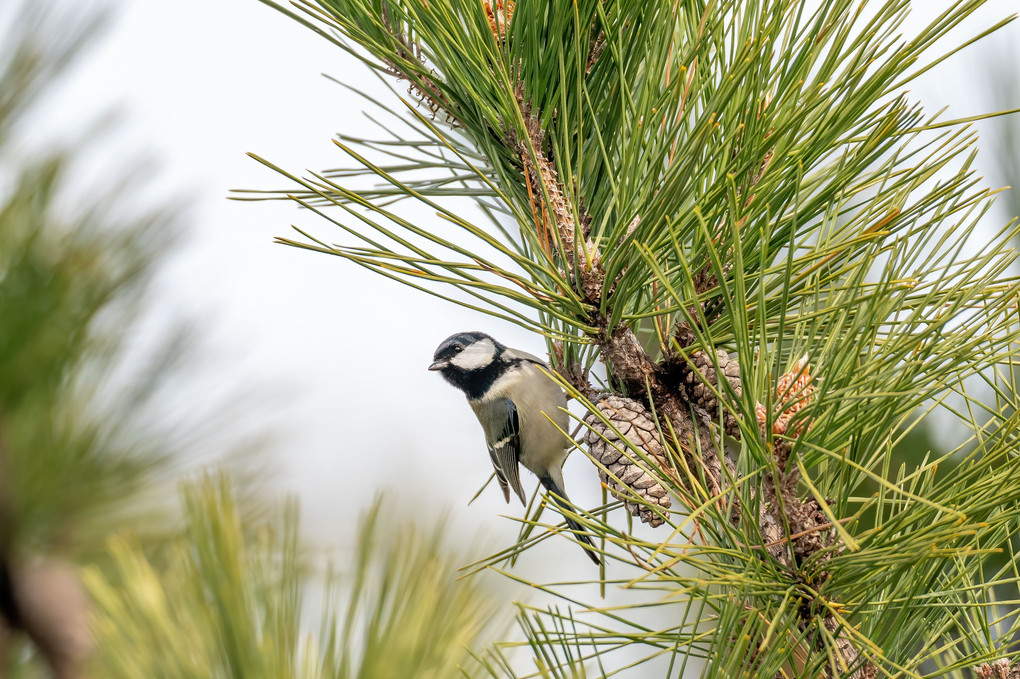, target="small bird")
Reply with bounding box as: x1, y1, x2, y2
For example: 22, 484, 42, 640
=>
429, 331, 600, 565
